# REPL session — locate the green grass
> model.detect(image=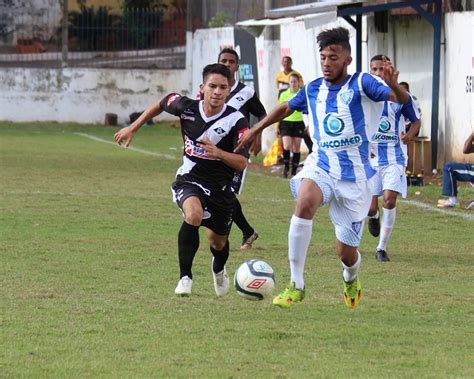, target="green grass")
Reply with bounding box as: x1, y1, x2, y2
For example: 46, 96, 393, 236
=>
1, 122, 473, 378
